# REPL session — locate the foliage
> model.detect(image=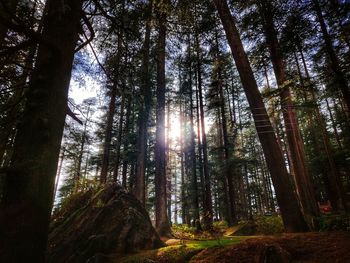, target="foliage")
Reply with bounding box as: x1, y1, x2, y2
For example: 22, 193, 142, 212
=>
119, 237, 250, 263
172, 223, 229, 240
234, 215, 284, 236
213, 220, 228, 229
172, 224, 198, 240
254, 215, 284, 235
317, 213, 350, 232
